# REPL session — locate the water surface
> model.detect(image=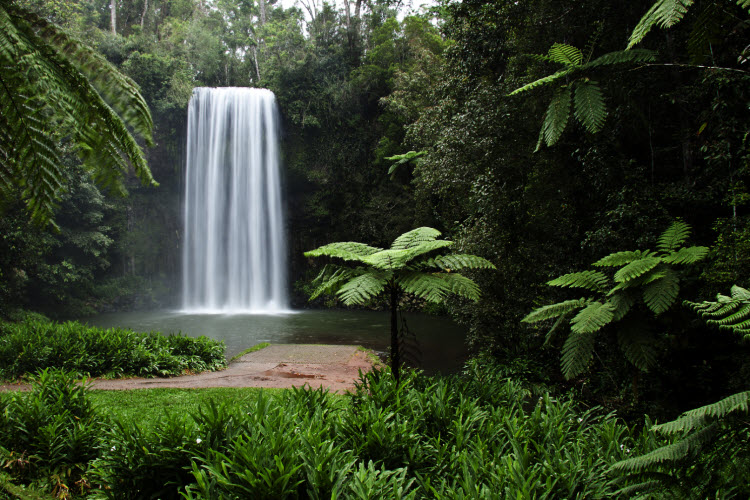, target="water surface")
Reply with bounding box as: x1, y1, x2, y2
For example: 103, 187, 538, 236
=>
87, 309, 468, 374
